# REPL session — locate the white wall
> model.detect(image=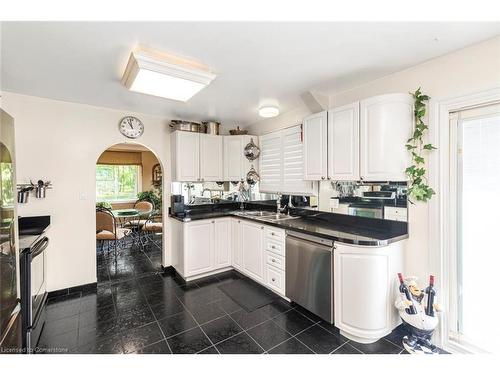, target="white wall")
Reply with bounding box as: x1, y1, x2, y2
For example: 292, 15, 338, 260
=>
2, 92, 174, 292
246, 36, 500, 281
